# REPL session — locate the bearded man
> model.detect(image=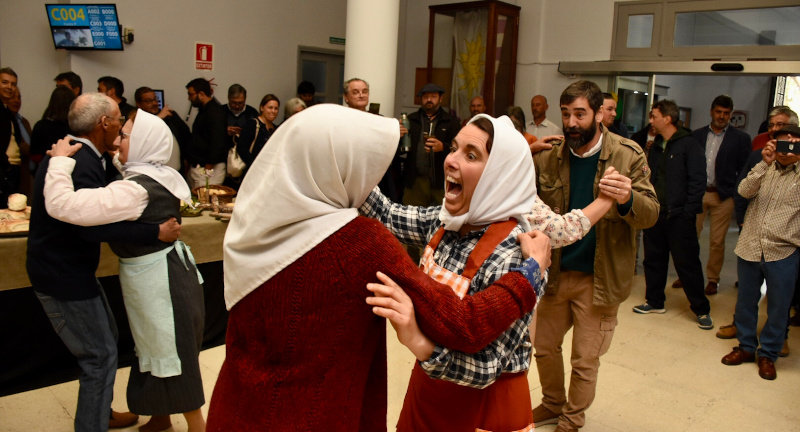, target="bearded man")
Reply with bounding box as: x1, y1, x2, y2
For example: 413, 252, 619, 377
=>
530, 80, 658, 431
